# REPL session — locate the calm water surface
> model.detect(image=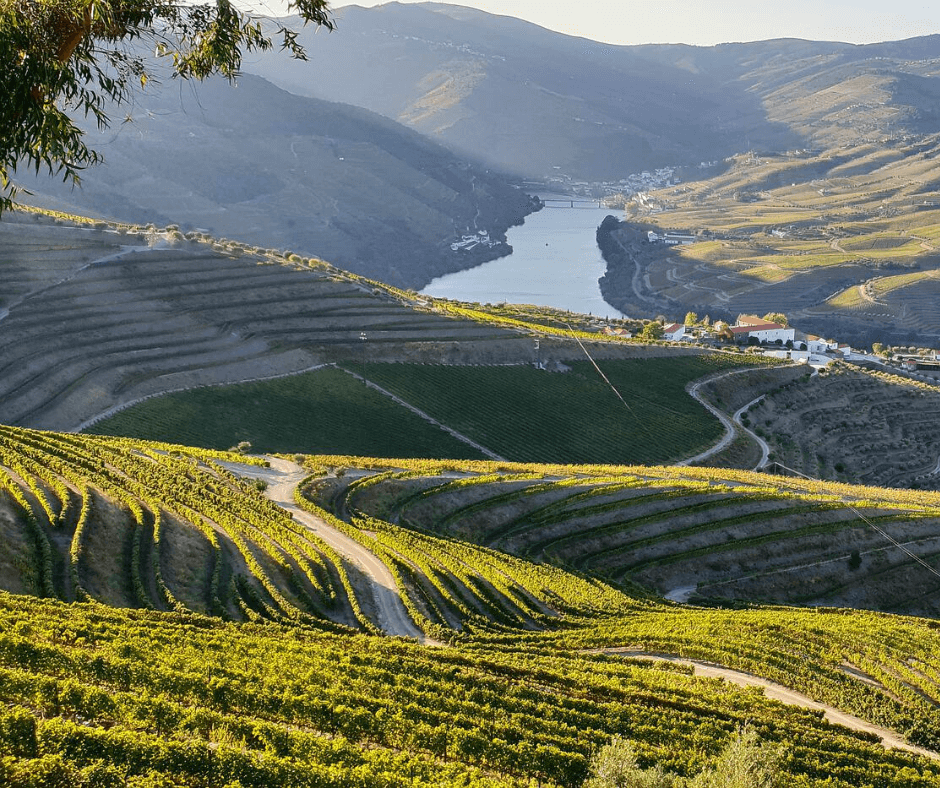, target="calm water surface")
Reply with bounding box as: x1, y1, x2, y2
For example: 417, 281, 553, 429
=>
421, 200, 626, 319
